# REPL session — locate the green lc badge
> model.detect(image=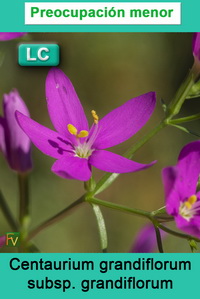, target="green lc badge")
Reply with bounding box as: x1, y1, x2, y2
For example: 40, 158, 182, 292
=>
18, 44, 60, 66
